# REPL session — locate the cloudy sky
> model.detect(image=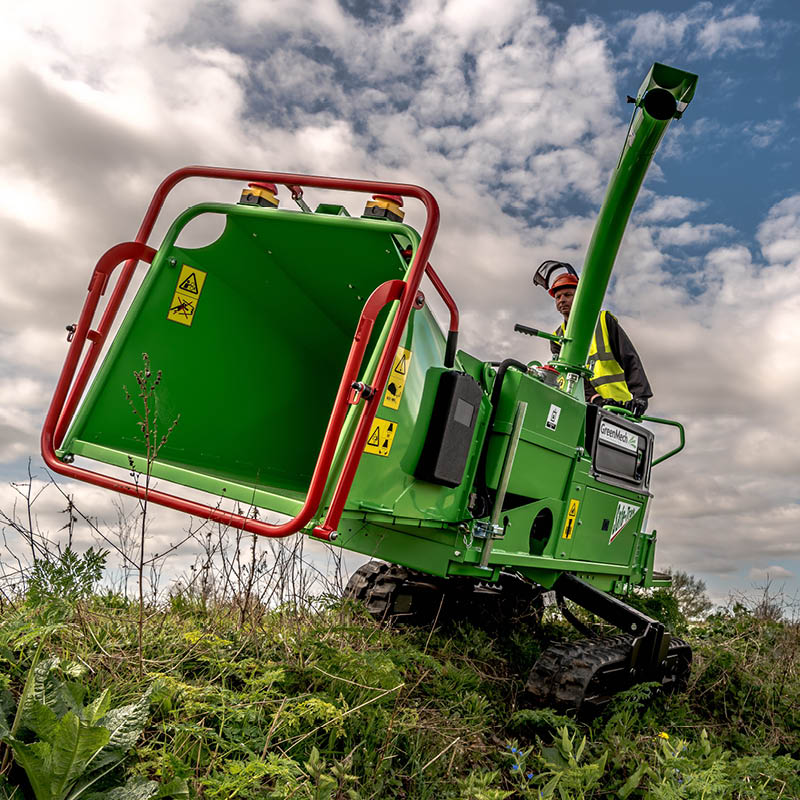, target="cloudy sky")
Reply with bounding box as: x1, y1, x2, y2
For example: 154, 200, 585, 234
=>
1, 0, 799, 605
